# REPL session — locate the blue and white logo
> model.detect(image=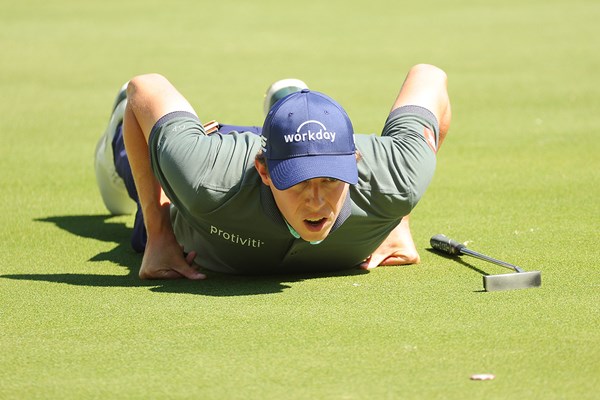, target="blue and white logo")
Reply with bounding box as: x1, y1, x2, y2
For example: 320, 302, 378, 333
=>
284, 120, 337, 144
